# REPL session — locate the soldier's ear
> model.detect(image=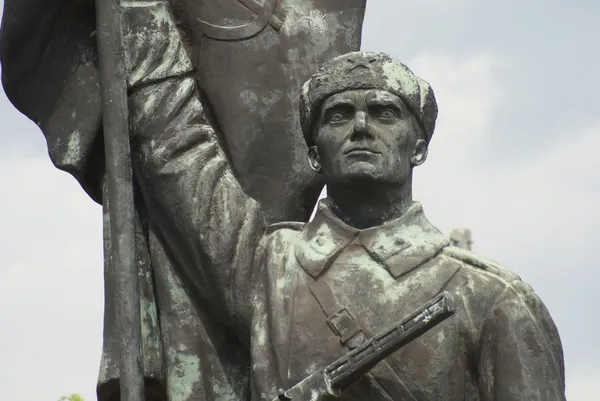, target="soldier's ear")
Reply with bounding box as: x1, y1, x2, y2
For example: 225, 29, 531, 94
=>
411, 139, 428, 167
308, 146, 323, 174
